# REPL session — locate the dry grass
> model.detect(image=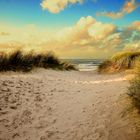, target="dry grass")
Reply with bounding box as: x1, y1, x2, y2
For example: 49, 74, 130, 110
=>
128, 66, 140, 110
98, 51, 140, 73
0, 50, 77, 72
